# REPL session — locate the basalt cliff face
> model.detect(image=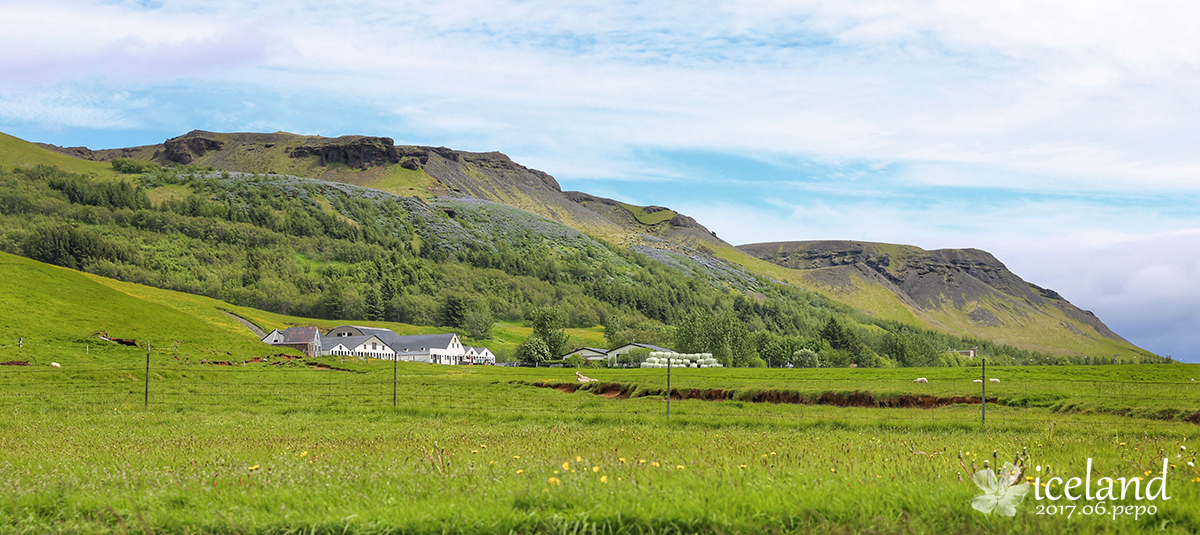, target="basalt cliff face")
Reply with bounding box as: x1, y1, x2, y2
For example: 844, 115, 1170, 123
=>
739, 240, 1128, 350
